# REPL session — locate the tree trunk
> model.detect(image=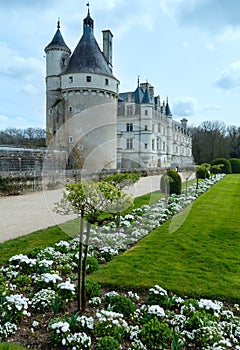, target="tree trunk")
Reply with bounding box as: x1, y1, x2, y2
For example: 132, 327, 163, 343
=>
81, 221, 91, 312
77, 211, 84, 312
